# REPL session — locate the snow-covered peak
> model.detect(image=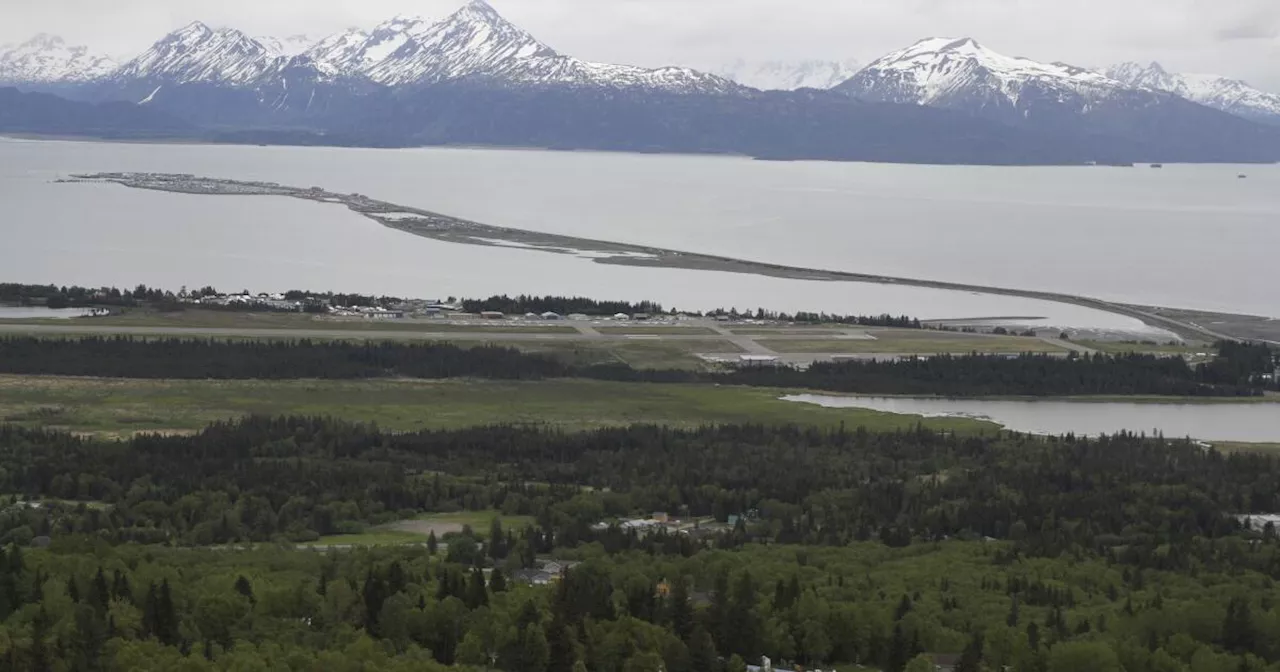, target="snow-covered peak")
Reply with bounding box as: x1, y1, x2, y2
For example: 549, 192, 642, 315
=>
98, 0, 738, 95
302, 15, 452, 82
355, 0, 740, 94
715, 58, 861, 91
1107, 61, 1166, 86
113, 22, 277, 85
362, 0, 558, 85
304, 28, 370, 75
835, 36, 1131, 113
0, 33, 118, 84
1105, 61, 1280, 122
857, 37, 1119, 103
